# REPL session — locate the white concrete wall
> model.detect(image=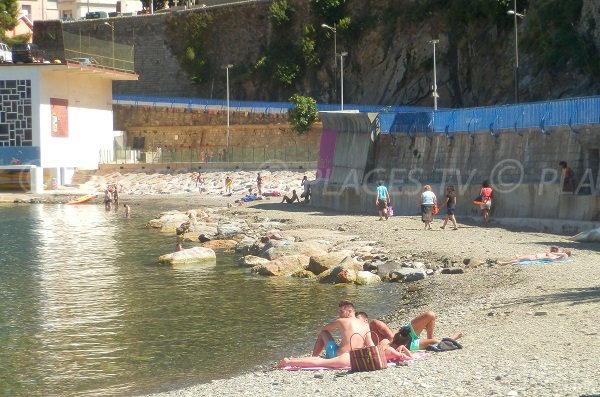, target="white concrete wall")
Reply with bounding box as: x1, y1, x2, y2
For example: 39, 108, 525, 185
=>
39, 69, 113, 170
